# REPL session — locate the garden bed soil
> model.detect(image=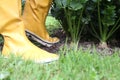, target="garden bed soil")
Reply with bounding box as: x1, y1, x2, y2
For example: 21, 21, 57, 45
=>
38, 28, 120, 56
